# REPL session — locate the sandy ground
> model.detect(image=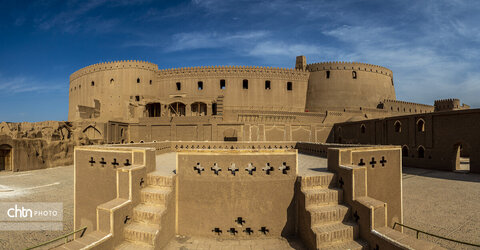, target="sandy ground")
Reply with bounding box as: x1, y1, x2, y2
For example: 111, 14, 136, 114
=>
0, 154, 479, 249
0, 166, 74, 250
